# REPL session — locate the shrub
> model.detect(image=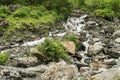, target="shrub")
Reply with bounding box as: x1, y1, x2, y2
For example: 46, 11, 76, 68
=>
37, 38, 69, 61
0, 52, 9, 65
93, 9, 114, 18
0, 6, 10, 17
13, 6, 30, 18
13, 10, 28, 18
